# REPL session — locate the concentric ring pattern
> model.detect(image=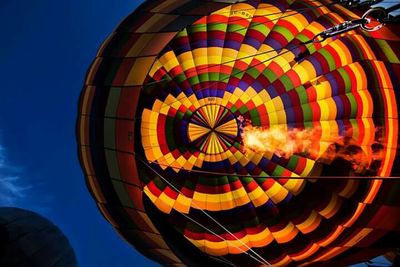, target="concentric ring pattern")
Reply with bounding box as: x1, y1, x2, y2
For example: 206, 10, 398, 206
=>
78, 0, 400, 266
